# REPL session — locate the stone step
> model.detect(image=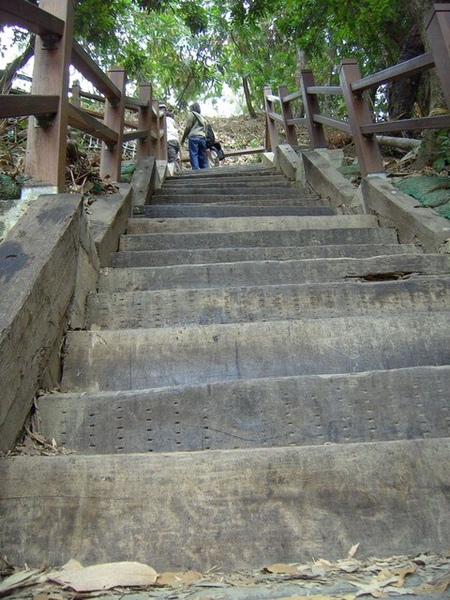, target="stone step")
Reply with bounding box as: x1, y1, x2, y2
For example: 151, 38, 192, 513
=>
61, 312, 450, 392
1, 438, 449, 569
98, 254, 450, 293
172, 165, 277, 179
110, 243, 420, 268
125, 214, 379, 234
153, 191, 311, 203
158, 178, 295, 189
147, 194, 330, 208
133, 204, 335, 218
87, 276, 450, 329
39, 366, 450, 454
119, 227, 399, 251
